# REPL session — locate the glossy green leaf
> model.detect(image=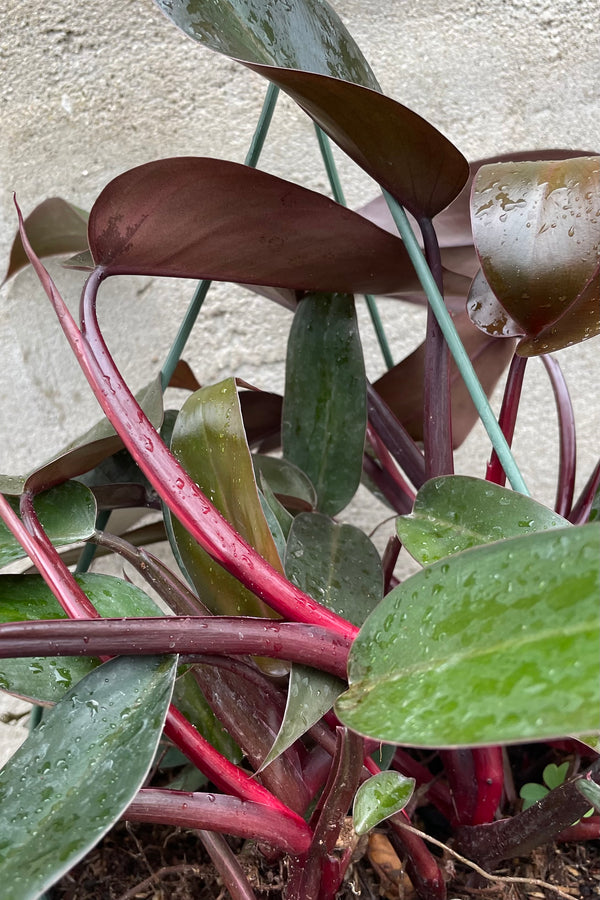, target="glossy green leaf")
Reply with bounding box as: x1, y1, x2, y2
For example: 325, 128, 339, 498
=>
154, 3, 468, 218
154, 0, 379, 89
253, 455, 317, 512
258, 511, 381, 768
256, 475, 294, 541
89, 158, 416, 295
576, 777, 600, 813
0, 654, 176, 899
169, 377, 283, 618
258, 664, 345, 772
353, 772, 415, 835
336, 524, 600, 747
282, 294, 367, 516
0, 573, 164, 703
258, 488, 287, 562
0, 482, 96, 569
470, 156, 600, 355
4, 197, 88, 283
397, 475, 570, 566
284, 512, 382, 626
